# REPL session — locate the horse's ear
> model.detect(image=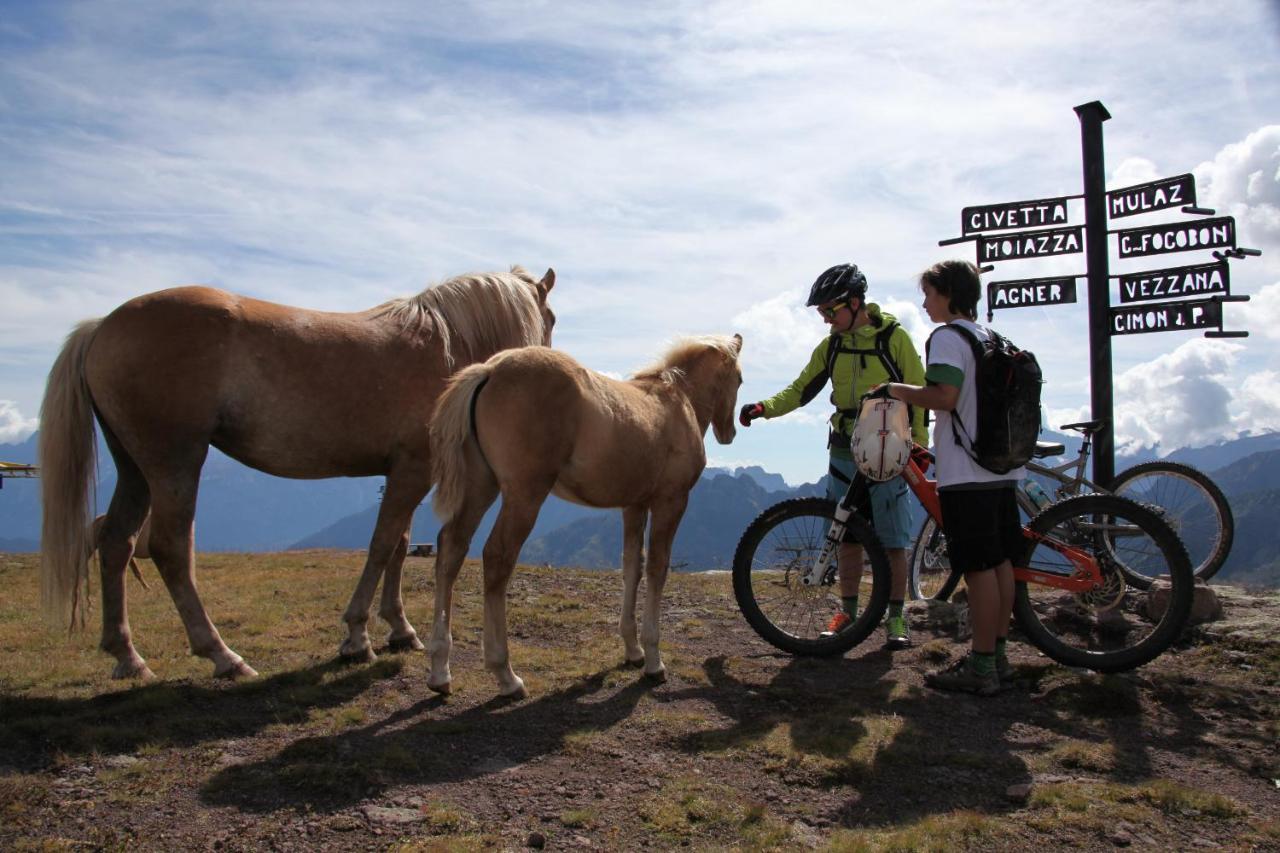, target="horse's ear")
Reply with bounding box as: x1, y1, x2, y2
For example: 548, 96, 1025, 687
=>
537, 268, 556, 296
731, 333, 743, 355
